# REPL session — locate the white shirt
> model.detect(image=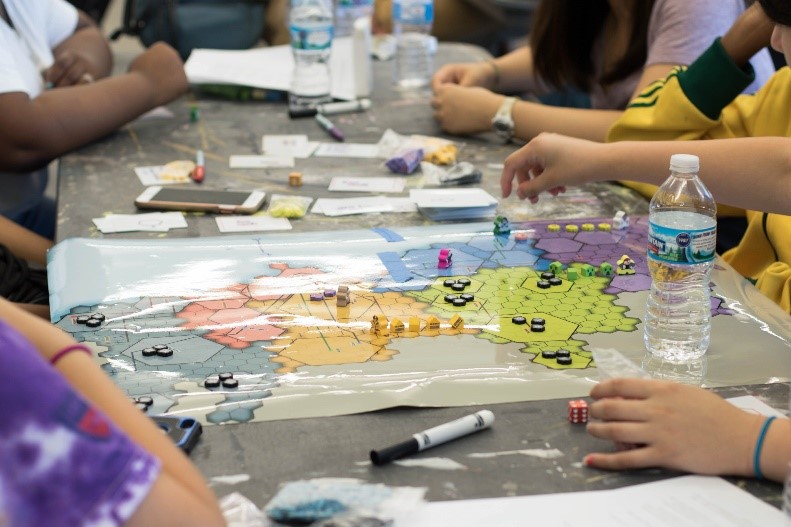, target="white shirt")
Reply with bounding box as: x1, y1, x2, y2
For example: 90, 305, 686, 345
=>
0, 0, 77, 218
